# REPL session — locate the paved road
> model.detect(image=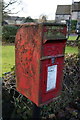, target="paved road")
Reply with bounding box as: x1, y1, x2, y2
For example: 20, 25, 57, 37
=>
69, 33, 78, 36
